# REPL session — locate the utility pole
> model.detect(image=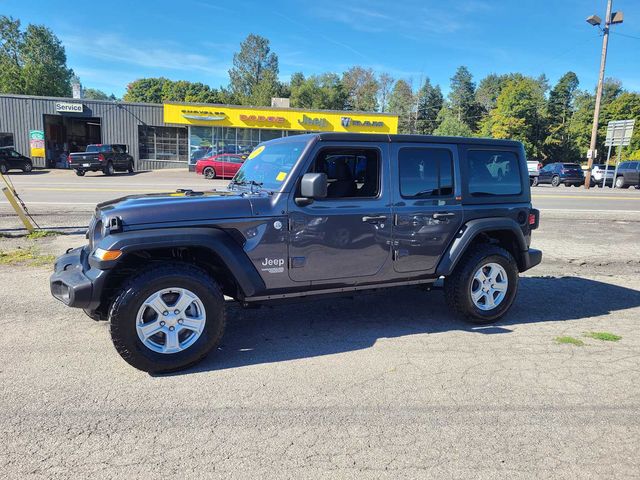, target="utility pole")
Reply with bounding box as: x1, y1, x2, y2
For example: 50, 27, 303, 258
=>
584, 0, 624, 188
